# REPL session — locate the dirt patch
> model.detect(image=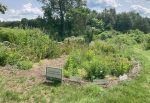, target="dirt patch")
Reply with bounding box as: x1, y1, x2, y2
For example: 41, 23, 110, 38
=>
0, 55, 68, 82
